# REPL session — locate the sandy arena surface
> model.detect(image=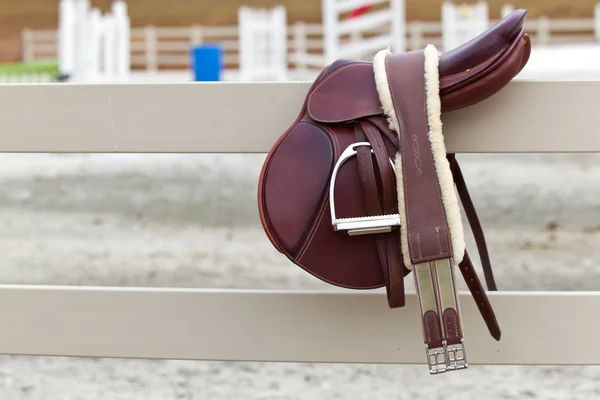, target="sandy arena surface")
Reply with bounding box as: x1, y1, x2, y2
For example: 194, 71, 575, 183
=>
0, 152, 599, 399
